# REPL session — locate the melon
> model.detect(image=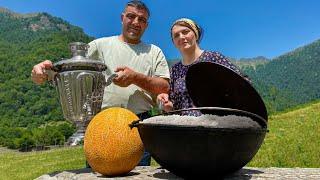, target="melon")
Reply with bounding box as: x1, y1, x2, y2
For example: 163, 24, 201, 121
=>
84, 107, 144, 176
